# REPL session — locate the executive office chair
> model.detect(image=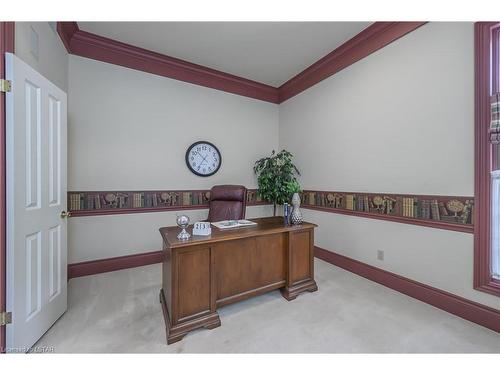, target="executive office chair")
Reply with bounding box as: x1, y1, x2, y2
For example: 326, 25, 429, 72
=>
207, 185, 247, 222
